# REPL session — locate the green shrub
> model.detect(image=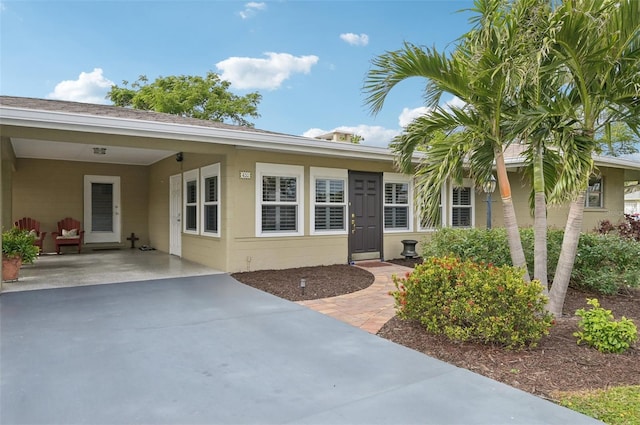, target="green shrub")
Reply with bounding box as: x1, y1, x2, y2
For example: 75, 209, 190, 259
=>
574, 298, 638, 354
421, 228, 640, 295
421, 228, 564, 282
574, 234, 640, 294
422, 228, 512, 267
392, 256, 554, 349
2, 227, 38, 264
